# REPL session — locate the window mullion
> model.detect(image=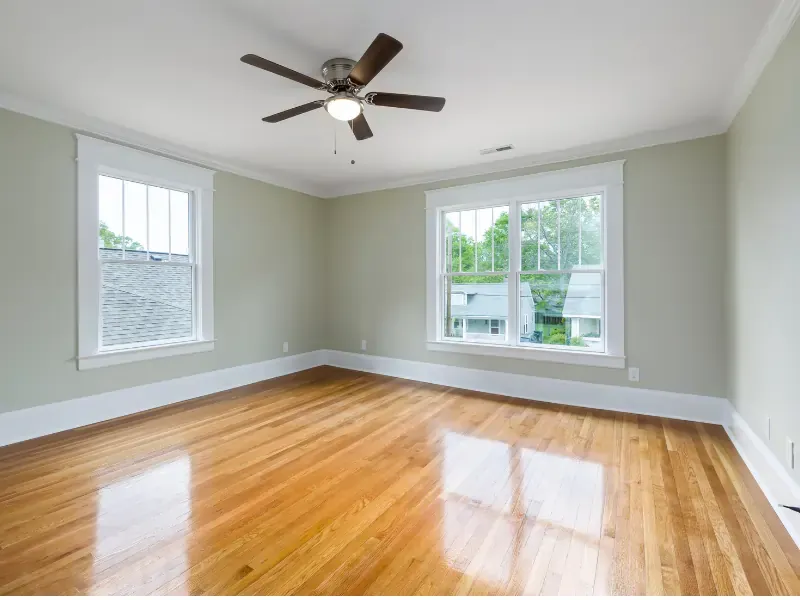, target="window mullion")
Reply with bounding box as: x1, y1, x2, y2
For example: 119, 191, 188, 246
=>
168, 191, 172, 262
508, 201, 520, 347
121, 181, 126, 260
473, 209, 477, 273
557, 198, 561, 270
578, 197, 583, 266
145, 185, 150, 262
